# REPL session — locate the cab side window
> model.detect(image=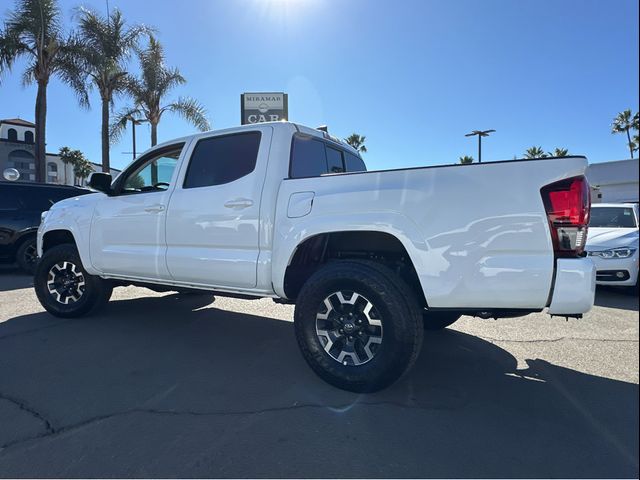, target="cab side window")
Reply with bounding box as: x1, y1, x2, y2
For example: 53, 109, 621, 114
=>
344, 152, 366, 172
290, 134, 365, 178
326, 147, 345, 174
120, 145, 184, 194
183, 132, 261, 189
290, 135, 328, 178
